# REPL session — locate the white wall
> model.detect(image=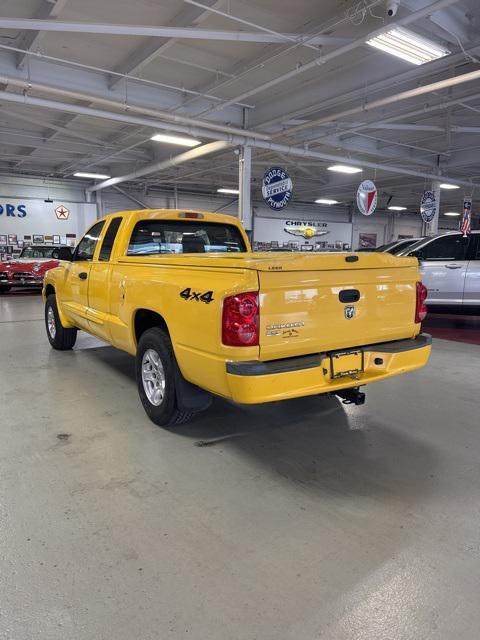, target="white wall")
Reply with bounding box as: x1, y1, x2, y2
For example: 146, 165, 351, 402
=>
0, 175, 461, 250
0, 199, 97, 240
